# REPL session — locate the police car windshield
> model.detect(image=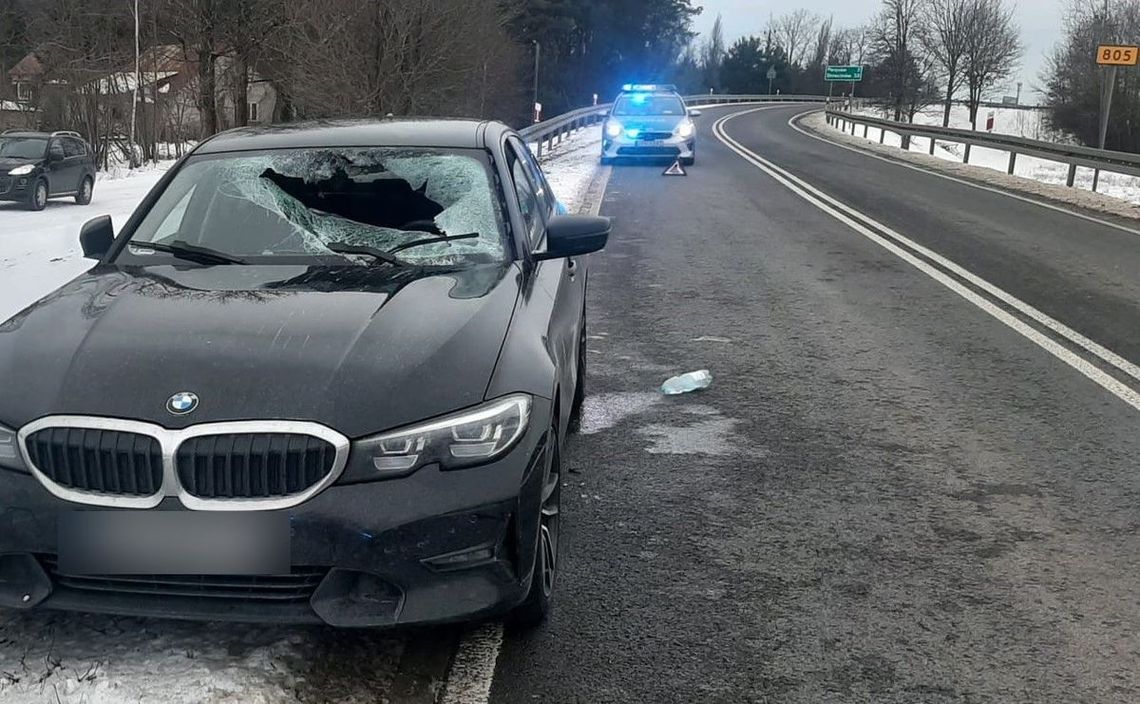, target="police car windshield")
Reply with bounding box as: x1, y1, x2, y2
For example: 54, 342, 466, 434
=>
0, 137, 47, 159
613, 95, 686, 117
